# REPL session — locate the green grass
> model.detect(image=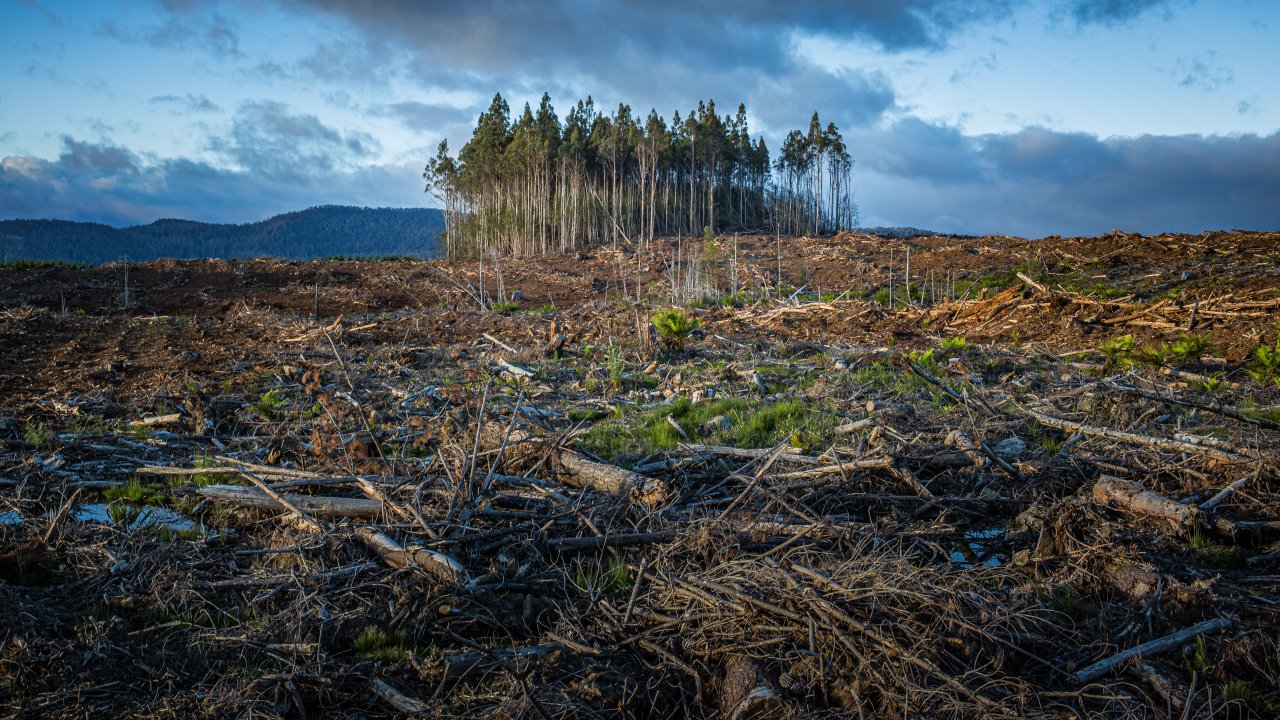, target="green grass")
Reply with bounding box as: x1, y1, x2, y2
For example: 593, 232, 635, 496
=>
1188, 528, 1245, 569
575, 396, 837, 462
574, 559, 630, 596
351, 626, 414, 663
493, 301, 521, 314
